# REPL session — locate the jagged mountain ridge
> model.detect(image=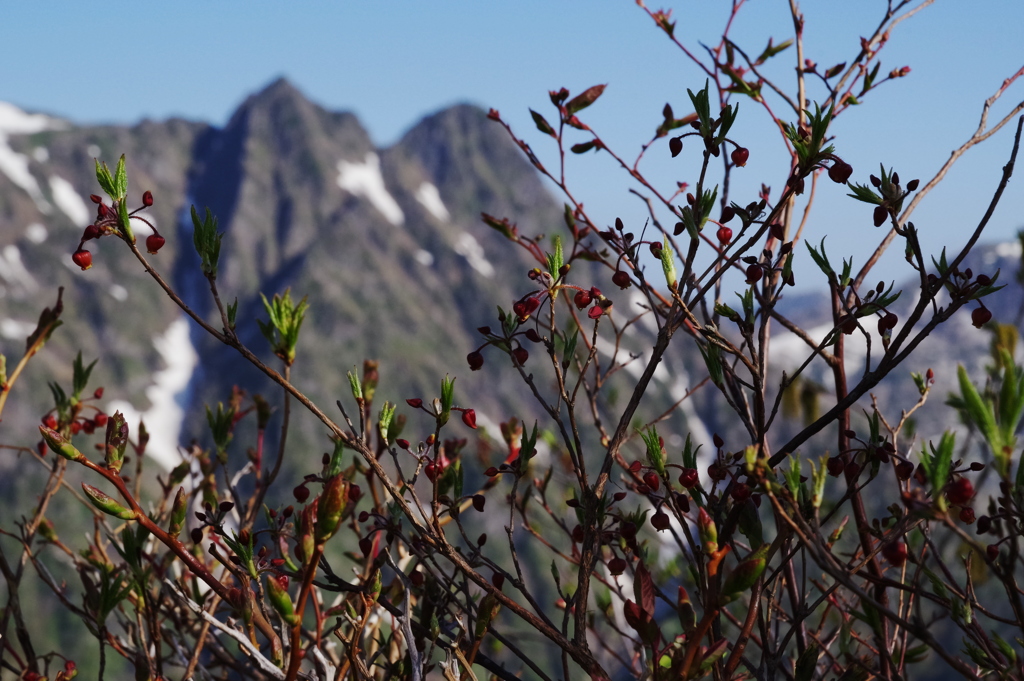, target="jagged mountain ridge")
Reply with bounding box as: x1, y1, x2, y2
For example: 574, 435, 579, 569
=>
0, 78, 568, 469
